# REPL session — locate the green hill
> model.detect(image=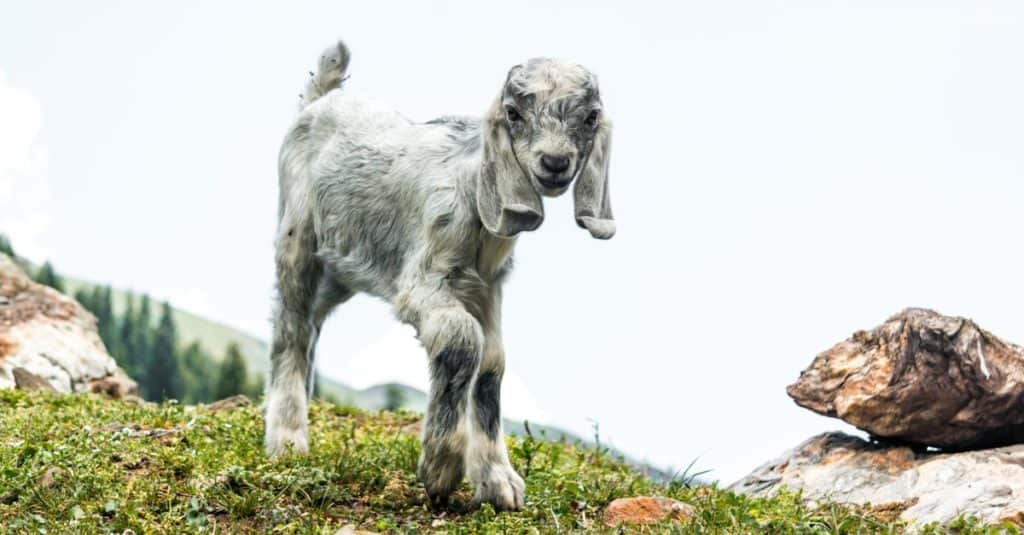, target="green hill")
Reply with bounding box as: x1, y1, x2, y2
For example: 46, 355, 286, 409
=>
63, 278, 270, 374
0, 390, 927, 534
